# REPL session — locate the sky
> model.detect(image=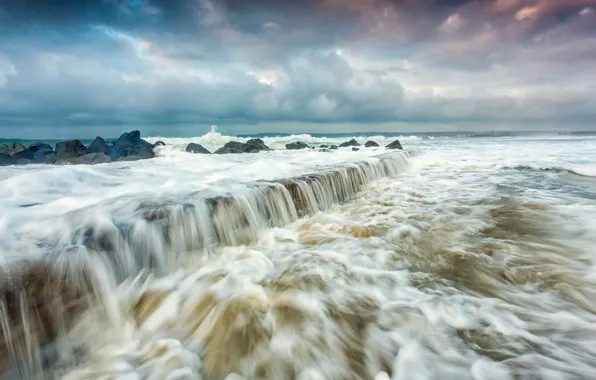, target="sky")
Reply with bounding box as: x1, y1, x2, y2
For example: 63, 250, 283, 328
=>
0, 0, 595, 138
